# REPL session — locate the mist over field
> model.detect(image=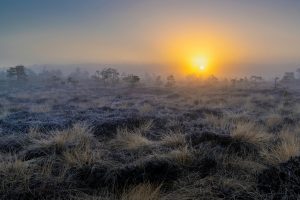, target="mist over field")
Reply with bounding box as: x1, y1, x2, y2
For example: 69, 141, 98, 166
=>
1, 1, 300, 200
